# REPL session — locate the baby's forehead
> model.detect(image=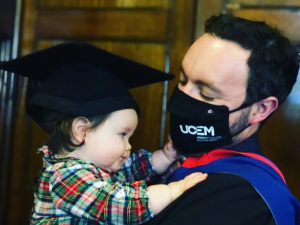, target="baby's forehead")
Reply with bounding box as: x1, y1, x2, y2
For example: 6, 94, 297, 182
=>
105, 109, 138, 126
